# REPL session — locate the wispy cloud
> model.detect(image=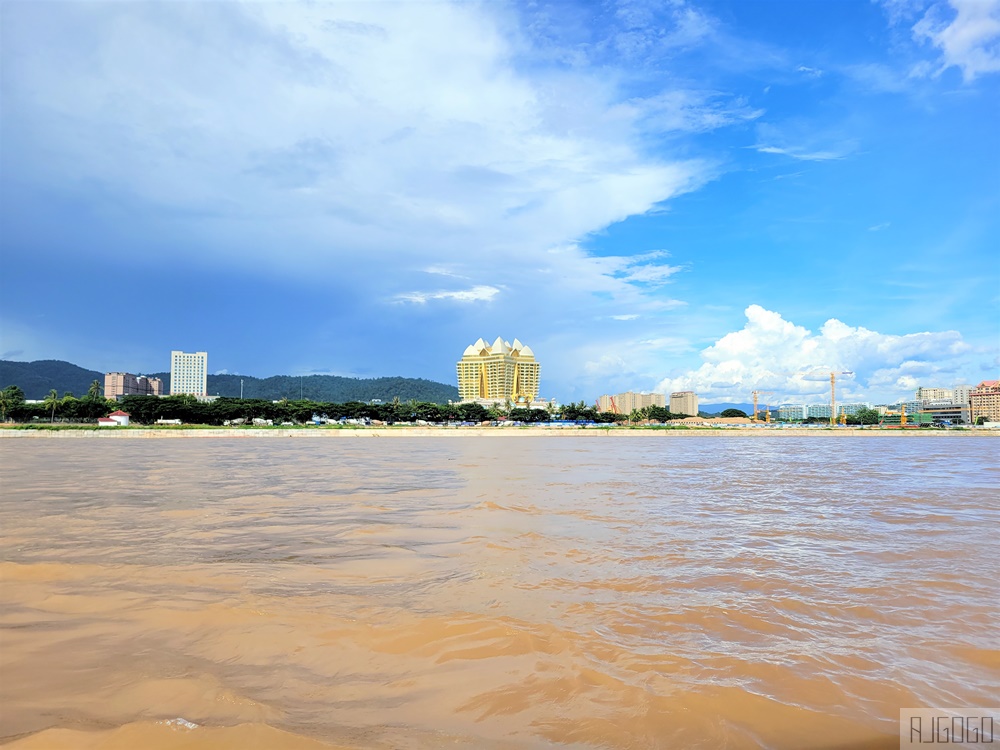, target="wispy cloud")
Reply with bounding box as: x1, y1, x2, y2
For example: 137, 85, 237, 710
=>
395, 285, 501, 305
611, 314, 640, 320
868, 221, 892, 231
755, 145, 851, 161
796, 65, 824, 77
753, 122, 857, 161
630, 90, 764, 134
